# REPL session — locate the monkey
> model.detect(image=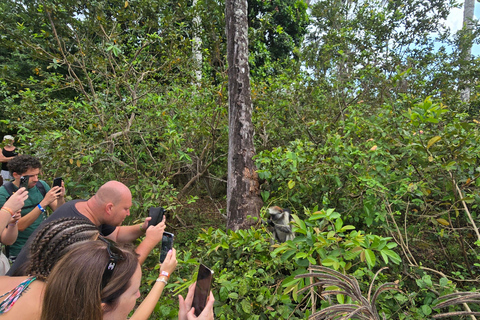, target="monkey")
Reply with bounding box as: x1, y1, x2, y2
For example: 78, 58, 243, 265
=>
266, 206, 295, 243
